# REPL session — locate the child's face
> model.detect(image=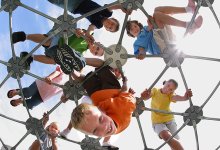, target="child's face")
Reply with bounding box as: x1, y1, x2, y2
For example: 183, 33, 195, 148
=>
162, 82, 177, 94
129, 22, 141, 37
79, 108, 117, 137
89, 43, 104, 56
103, 18, 118, 32
48, 123, 59, 136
